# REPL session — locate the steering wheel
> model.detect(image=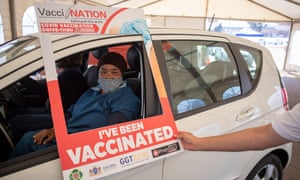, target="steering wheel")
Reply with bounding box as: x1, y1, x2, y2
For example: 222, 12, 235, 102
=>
2, 83, 28, 107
